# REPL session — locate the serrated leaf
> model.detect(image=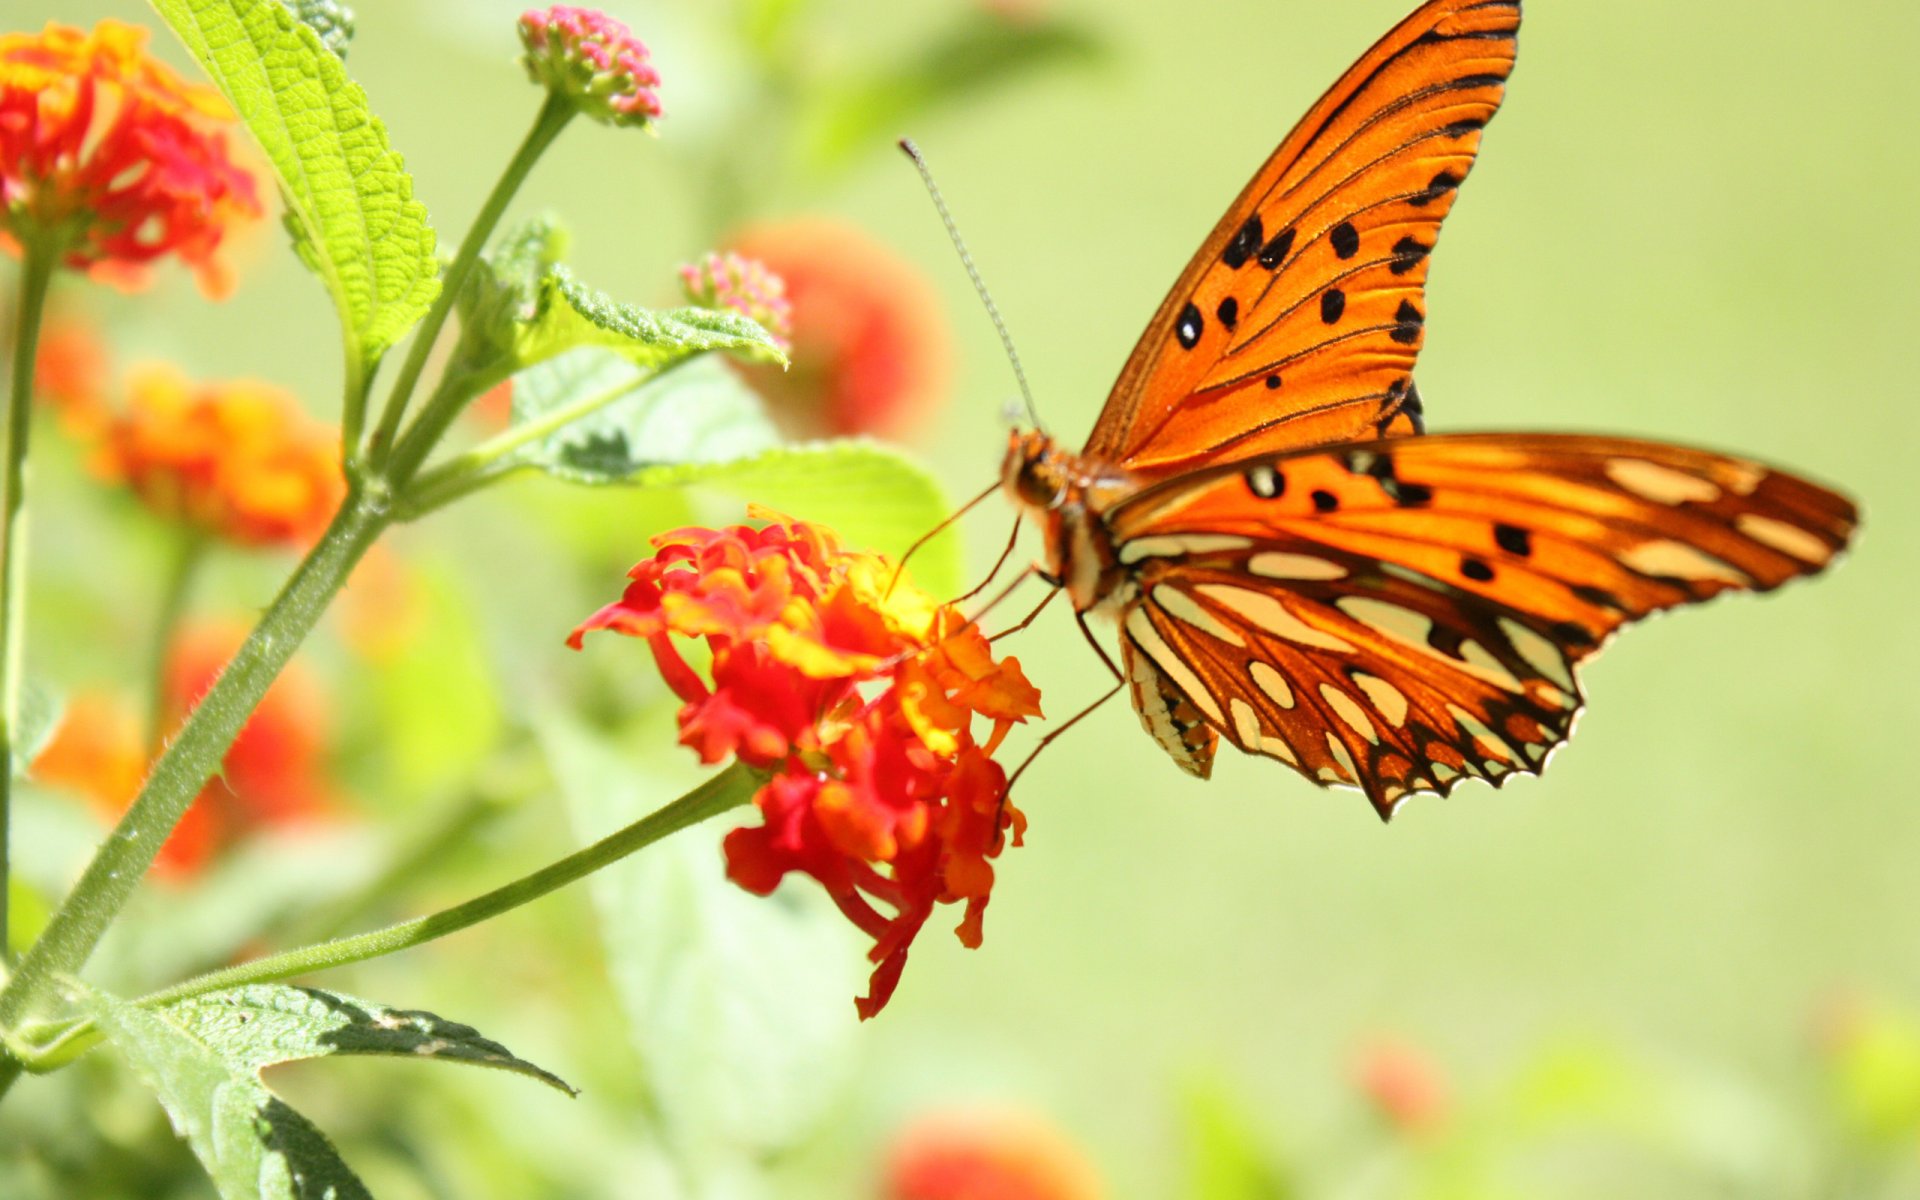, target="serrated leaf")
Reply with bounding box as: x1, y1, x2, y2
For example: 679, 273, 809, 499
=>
537, 714, 856, 1172
152, 0, 437, 370
800, 12, 1108, 172
515, 267, 787, 374
86, 987, 374, 1200
277, 0, 354, 57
